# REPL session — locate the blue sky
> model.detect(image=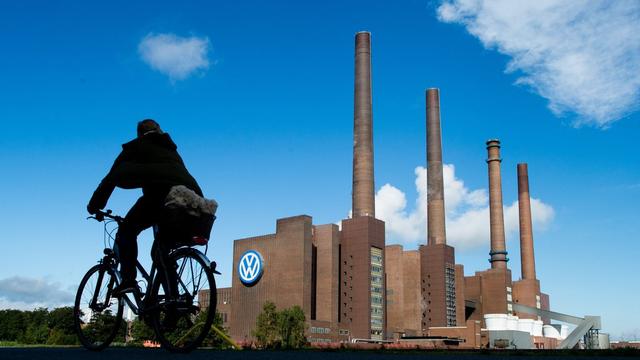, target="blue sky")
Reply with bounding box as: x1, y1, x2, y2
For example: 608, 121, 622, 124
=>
0, 0, 638, 339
